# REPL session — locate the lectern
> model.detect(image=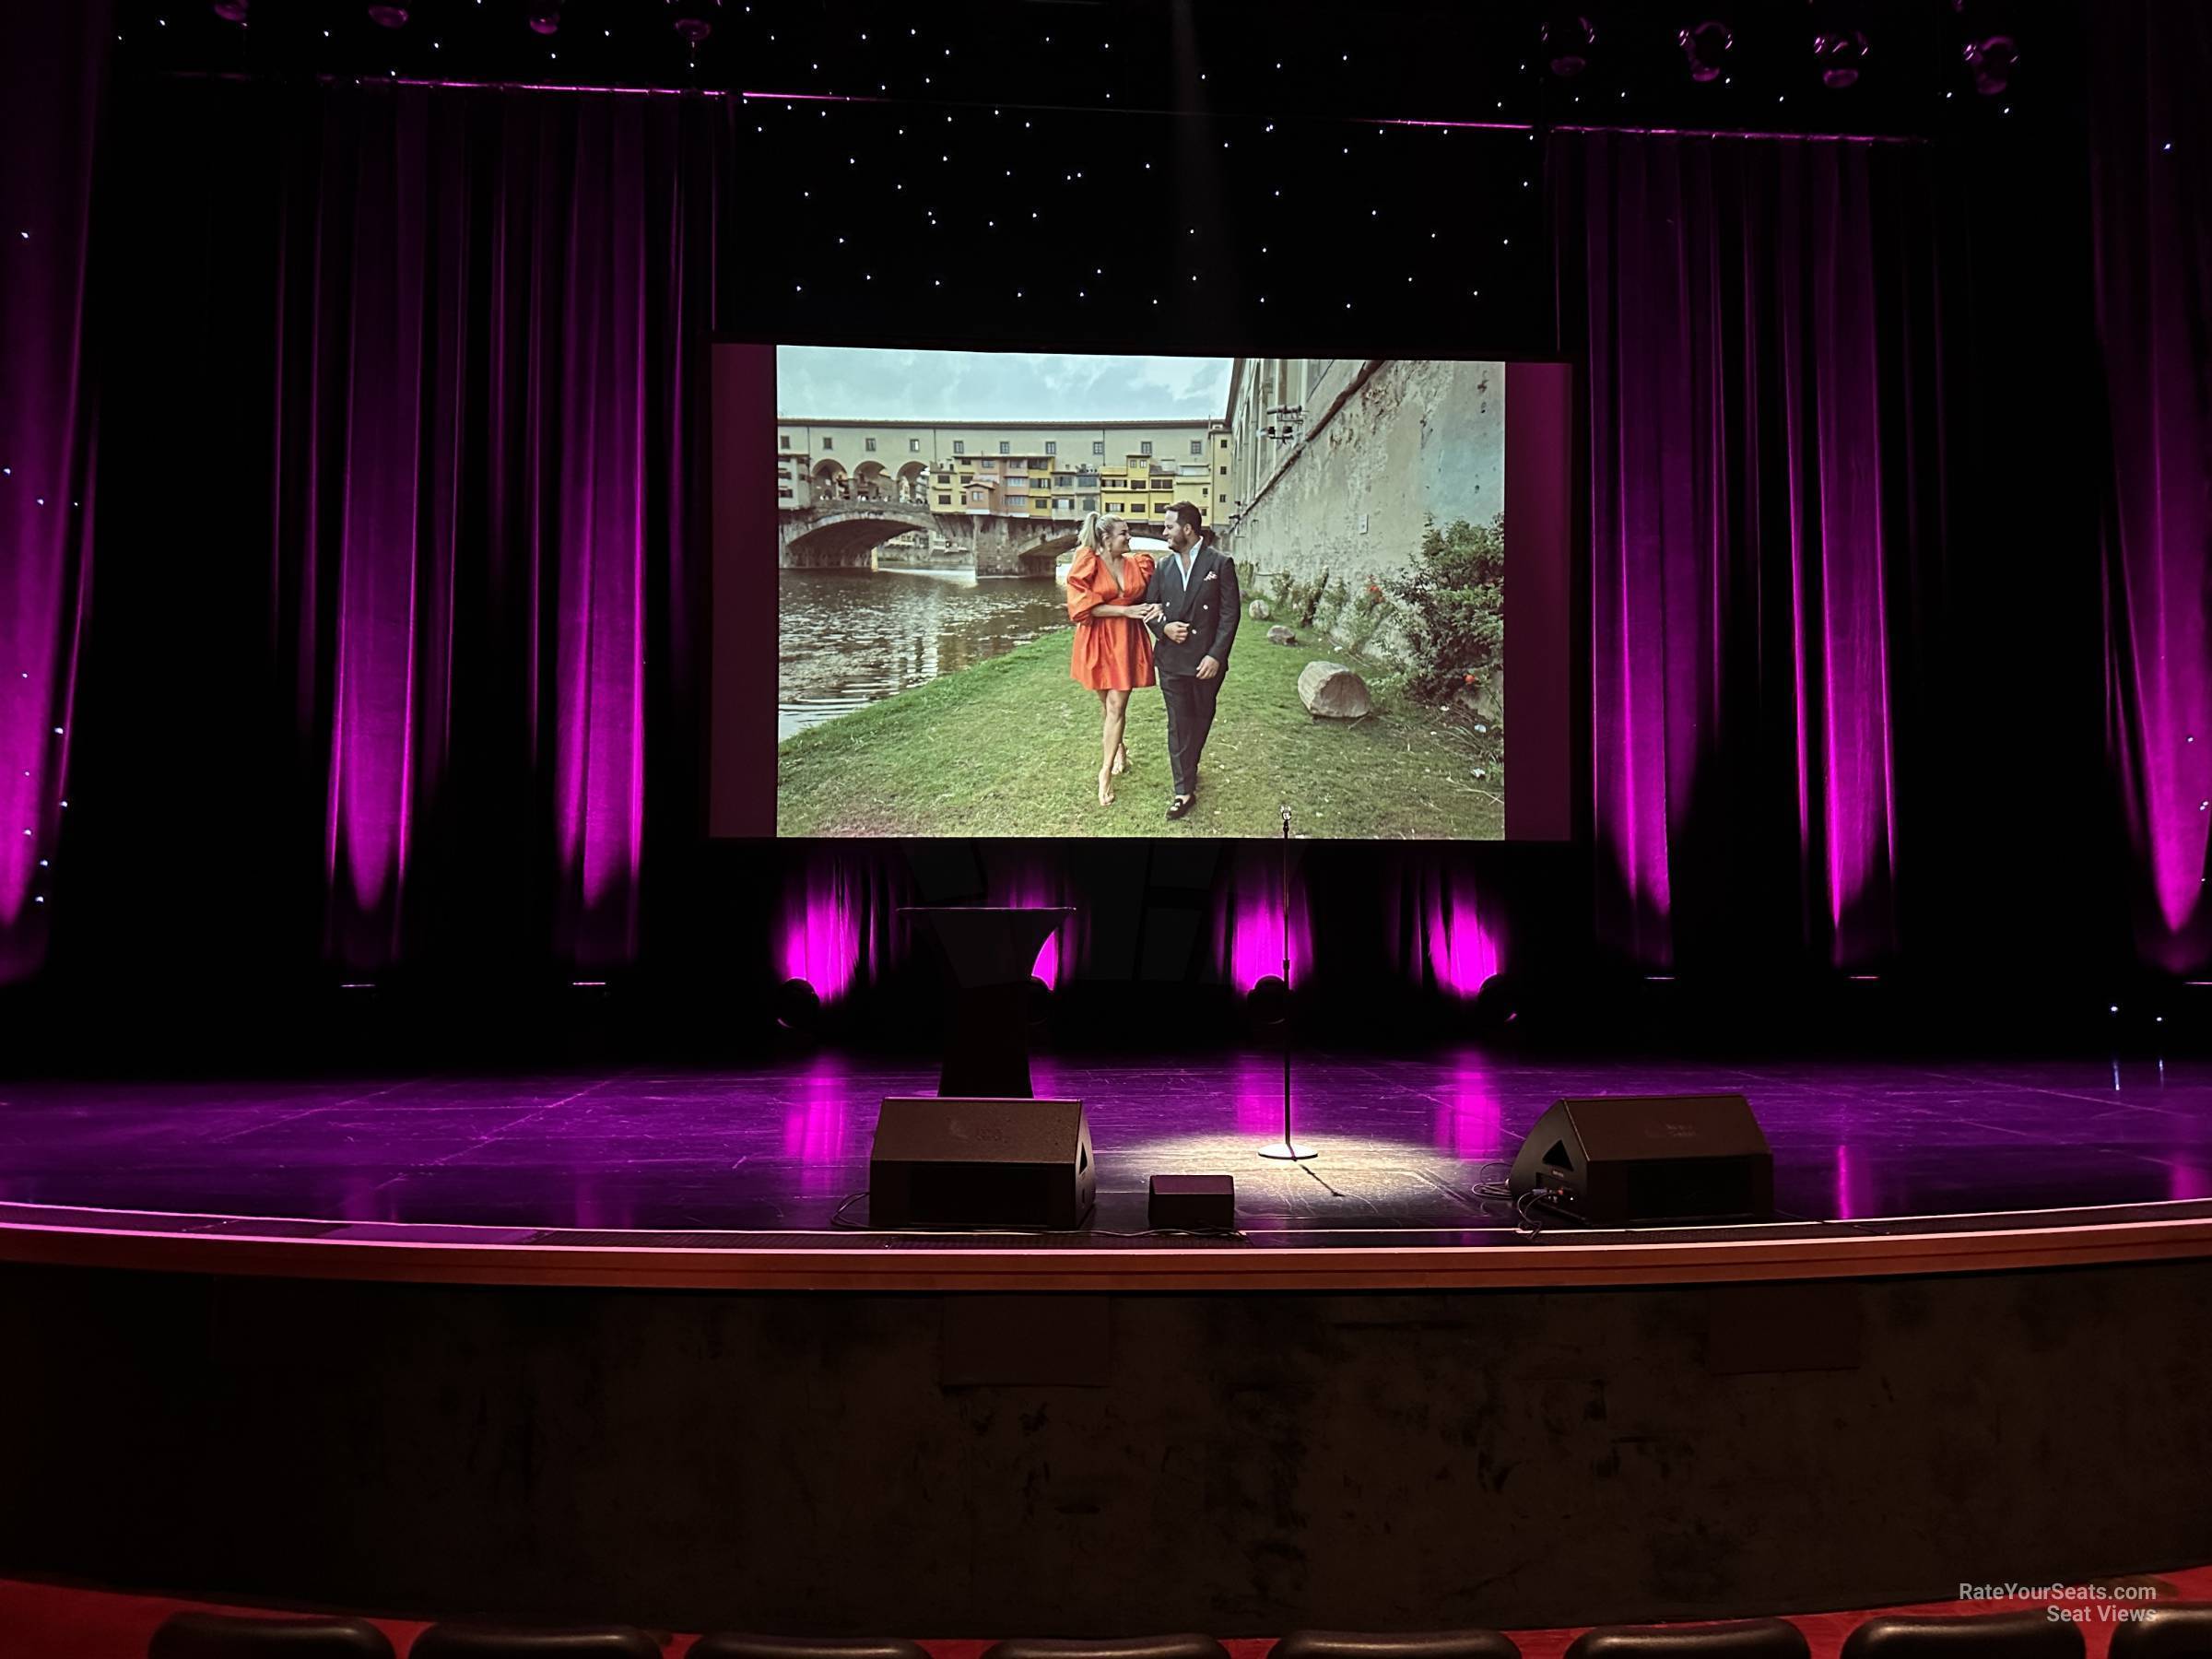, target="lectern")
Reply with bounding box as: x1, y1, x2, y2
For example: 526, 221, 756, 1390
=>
898, 906, 1072, 1099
